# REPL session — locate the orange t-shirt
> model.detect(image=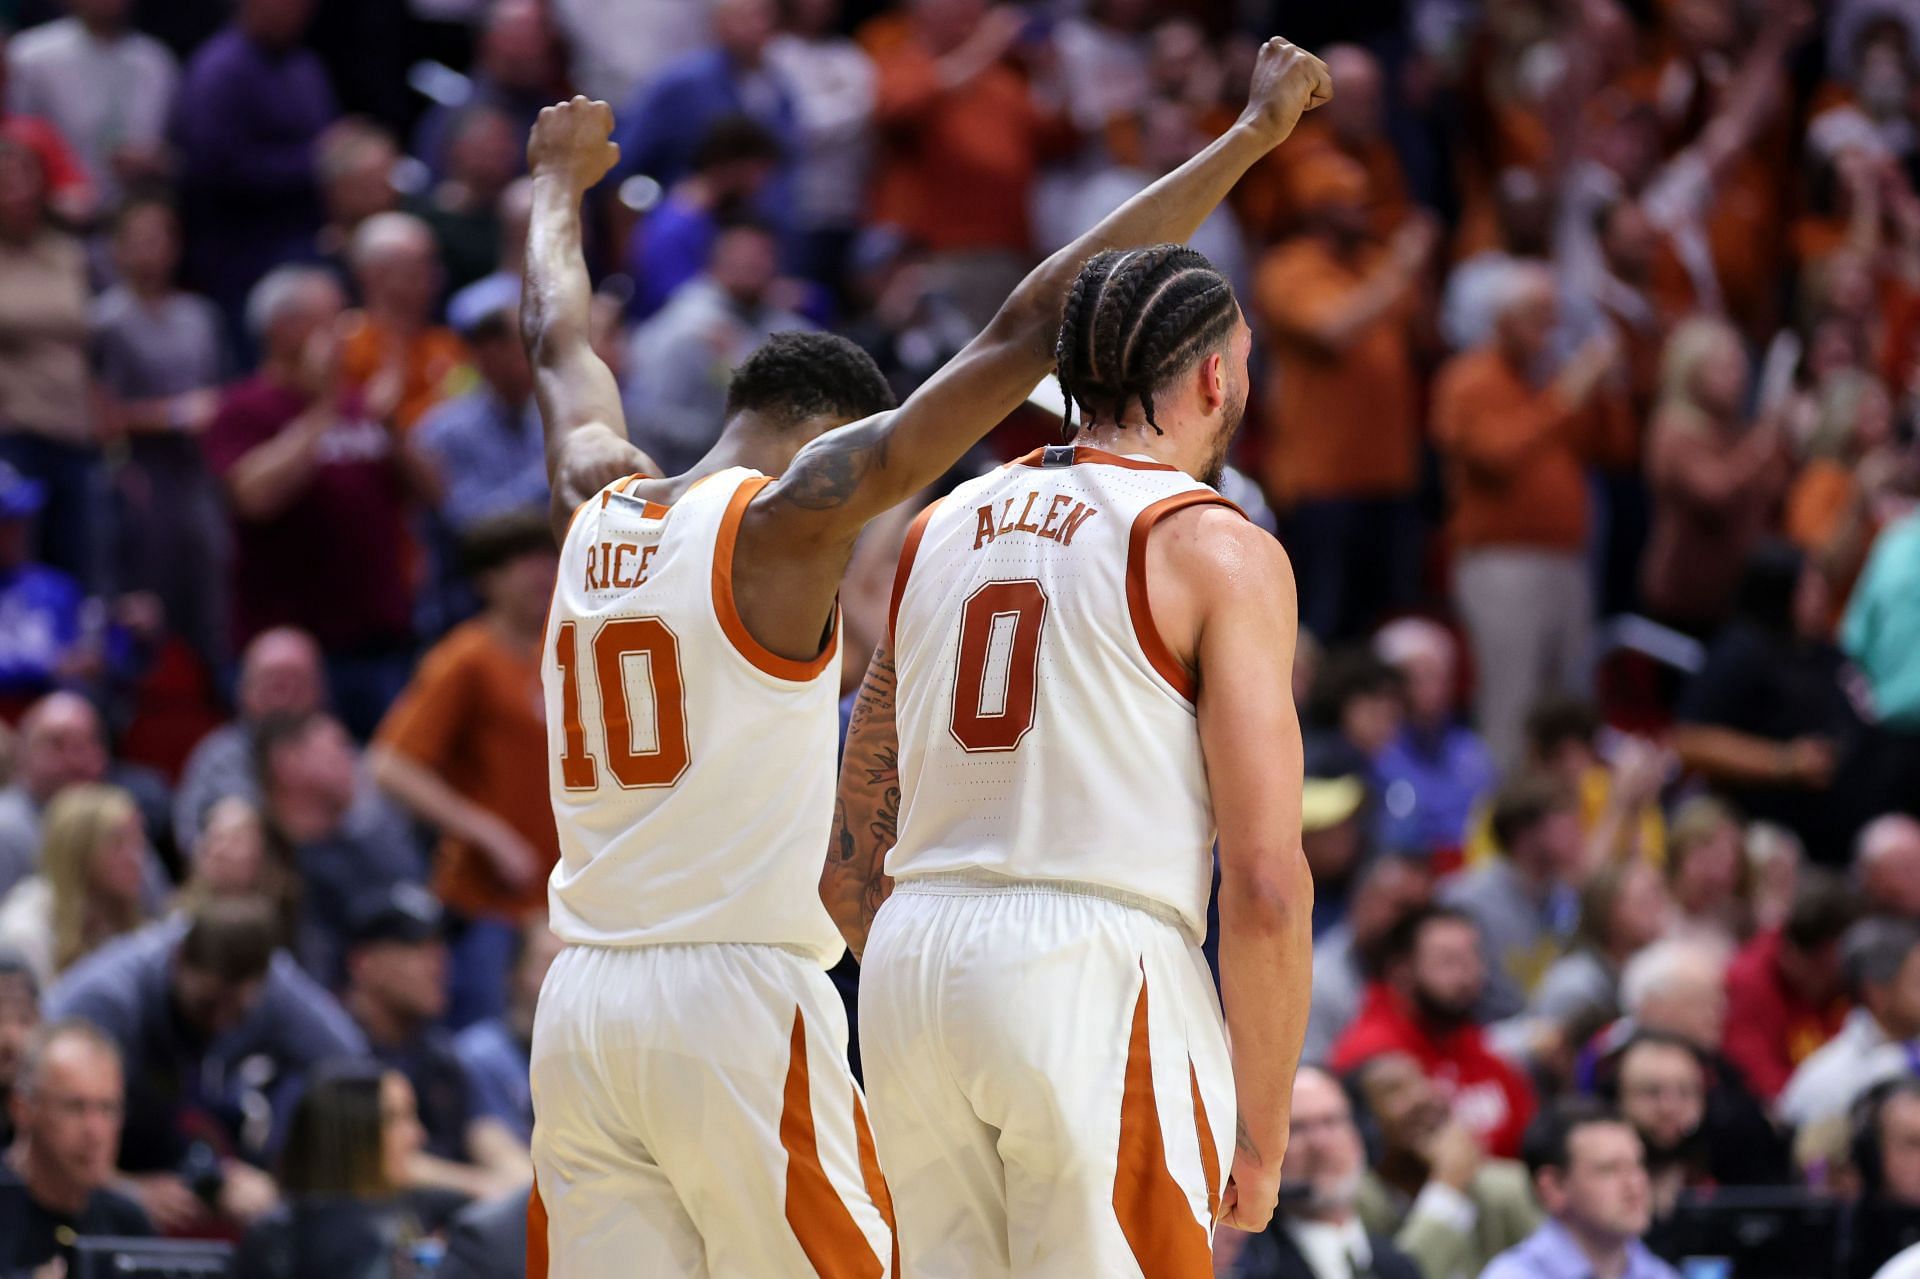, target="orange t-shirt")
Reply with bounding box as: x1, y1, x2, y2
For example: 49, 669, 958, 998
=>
374, 619, 556, 919
860, 15, 1063, 254
1252, 238, 1419, 504
338, 313, 472, 433
1432, 348, 1592, 553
